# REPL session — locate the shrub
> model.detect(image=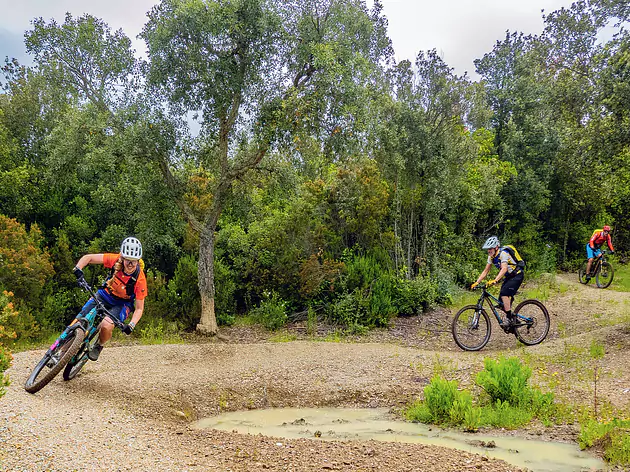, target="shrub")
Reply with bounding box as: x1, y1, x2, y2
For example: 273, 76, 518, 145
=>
476, 356, 532, 407
0, 289, 40, 346
479, 399, 533, 429
0, 289, 17, 397
423, 375, 461, 423
393, 275, 440, 315
166, 255, 201, 330
579, 418, 630, 467
251, 291, 287, 331
0, 216, 54, 308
